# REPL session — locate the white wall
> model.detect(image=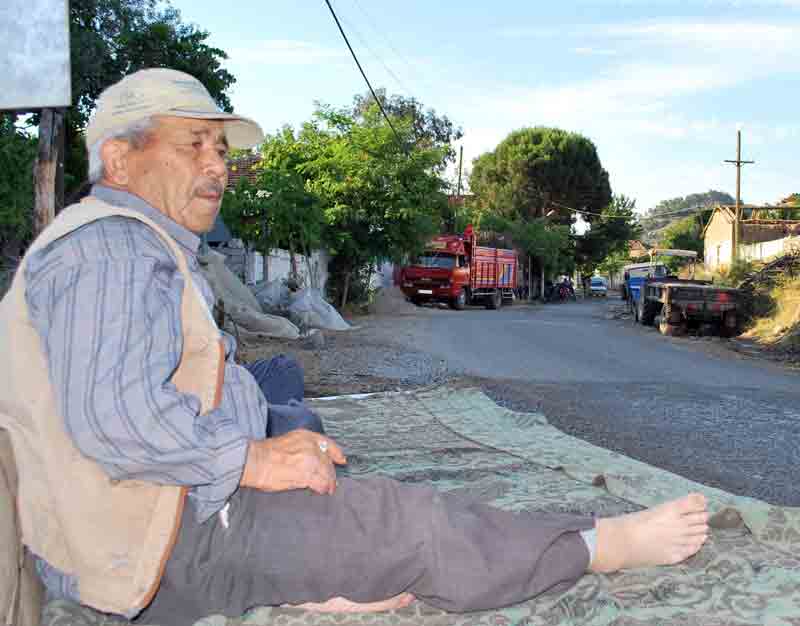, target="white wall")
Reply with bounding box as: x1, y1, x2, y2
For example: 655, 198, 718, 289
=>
262, 248, 330, 290
705, 240, 732, 271
741, 236, 800, 264
219, 241, 330, 291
